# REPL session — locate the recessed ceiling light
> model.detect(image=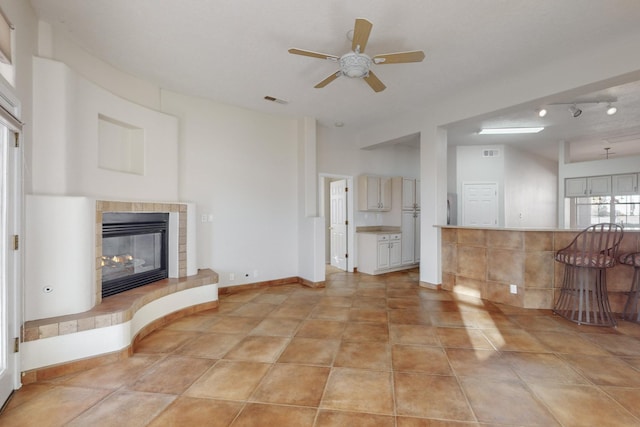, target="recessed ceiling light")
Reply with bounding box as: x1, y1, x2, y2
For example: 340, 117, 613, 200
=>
606, 104, 617, 115
538, 108, 547, 118
479, 127, 544, 135
334, 121, 345, 127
